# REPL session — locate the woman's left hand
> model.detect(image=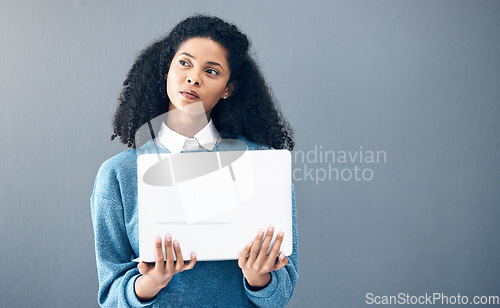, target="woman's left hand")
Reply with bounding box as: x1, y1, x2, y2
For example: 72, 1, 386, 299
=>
238, 226, 288, 288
